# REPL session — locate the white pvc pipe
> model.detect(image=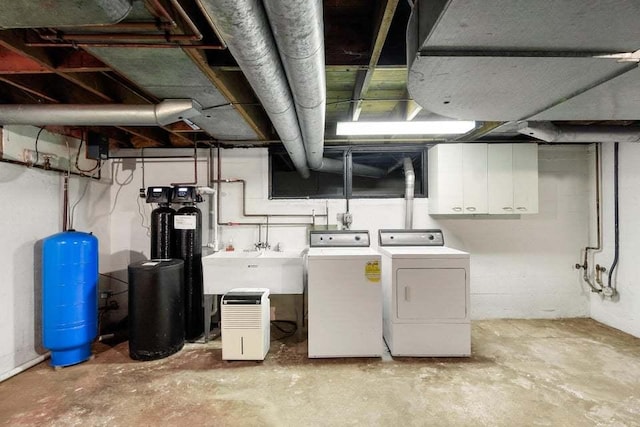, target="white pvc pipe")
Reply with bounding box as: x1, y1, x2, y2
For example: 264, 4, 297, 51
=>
403, 157, 415, 229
